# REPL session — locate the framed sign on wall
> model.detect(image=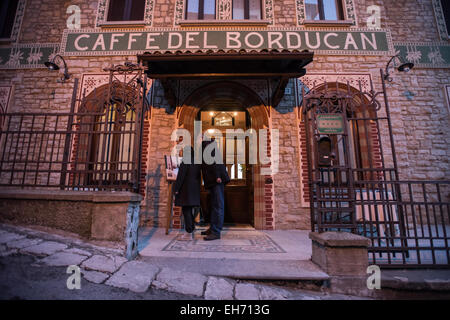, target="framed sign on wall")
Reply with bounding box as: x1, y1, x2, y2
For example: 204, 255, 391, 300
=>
317, 114, 344, 135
